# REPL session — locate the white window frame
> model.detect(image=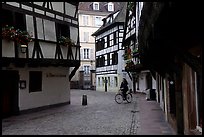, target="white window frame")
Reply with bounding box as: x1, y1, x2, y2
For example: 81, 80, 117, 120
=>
108, 2, 114, 12
82, 15, 89, 26
93, 2, 99, 10
94, 16, 103, 26
83, 48, 90, 59
84, 65, 90, 75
